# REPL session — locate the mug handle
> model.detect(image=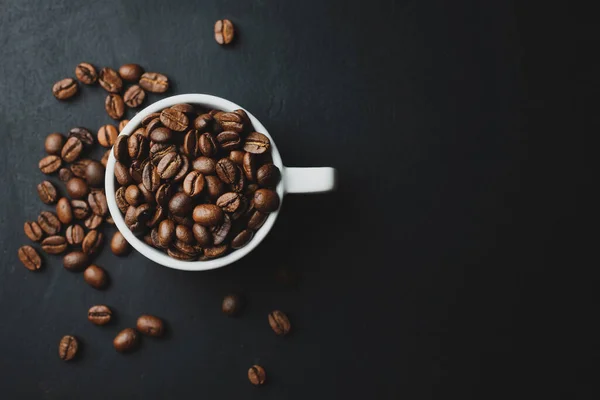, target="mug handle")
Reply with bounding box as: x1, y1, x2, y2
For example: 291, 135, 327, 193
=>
283, 167, 337, 194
